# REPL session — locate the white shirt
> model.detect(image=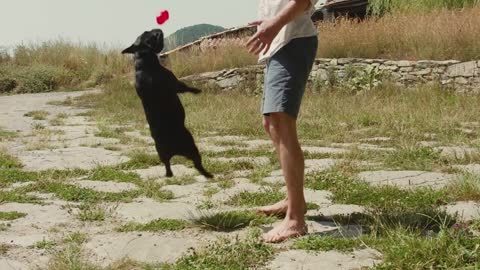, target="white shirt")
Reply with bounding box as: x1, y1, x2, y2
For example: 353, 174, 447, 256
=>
257, 0, 318, 63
